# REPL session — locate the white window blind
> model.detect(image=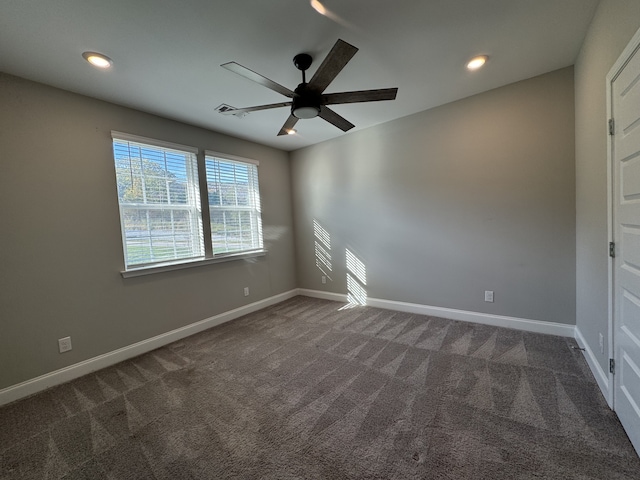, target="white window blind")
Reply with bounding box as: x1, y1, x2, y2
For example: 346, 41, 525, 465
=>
112, 135, 204, 268
205, 153, 263, 255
